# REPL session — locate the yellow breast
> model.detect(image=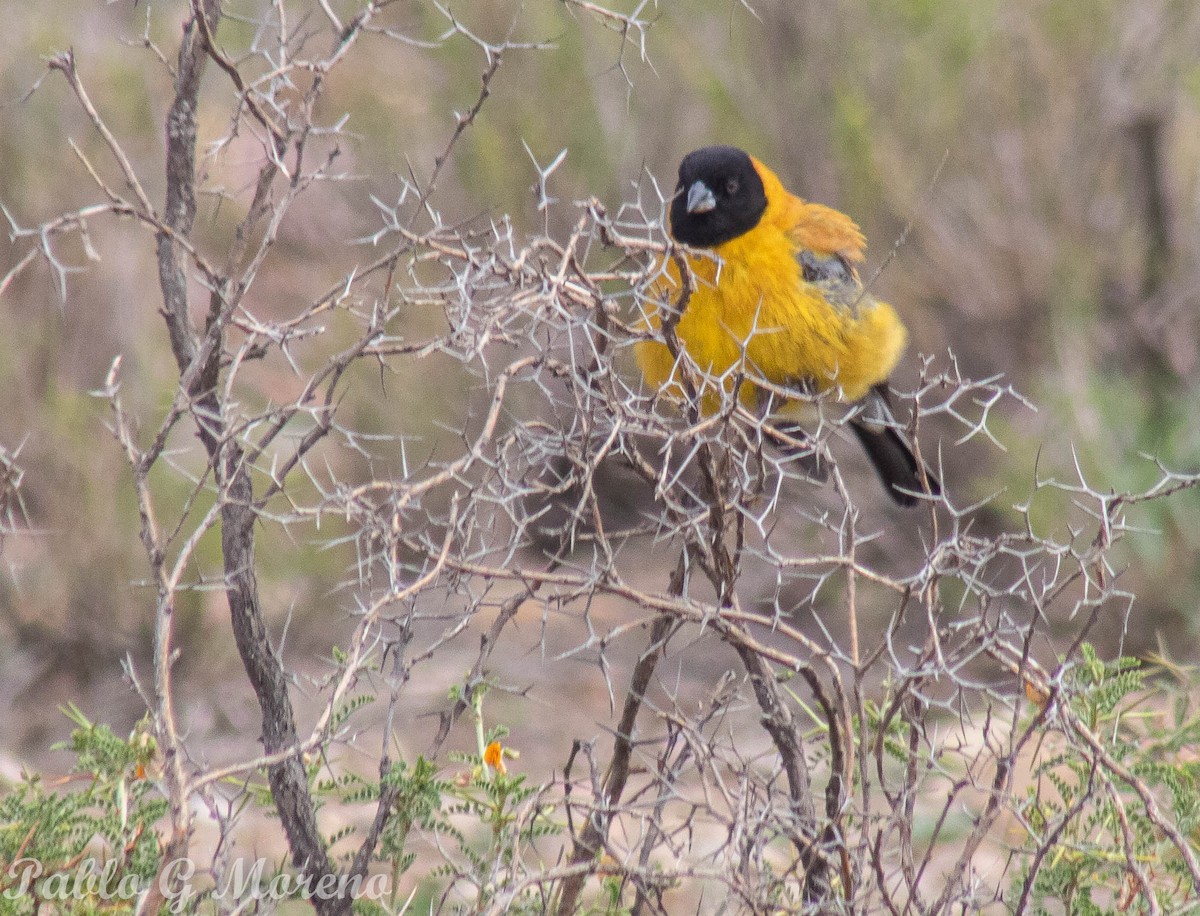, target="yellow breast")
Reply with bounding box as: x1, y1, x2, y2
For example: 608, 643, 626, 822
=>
635, 223, 906, 410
